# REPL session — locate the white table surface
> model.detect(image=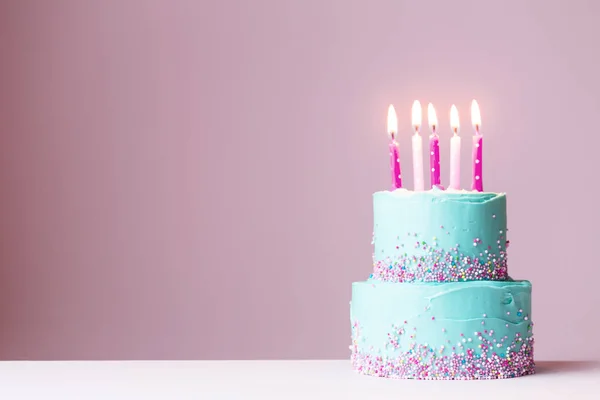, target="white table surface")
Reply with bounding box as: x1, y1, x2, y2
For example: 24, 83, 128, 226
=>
0, 360, 598, 399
